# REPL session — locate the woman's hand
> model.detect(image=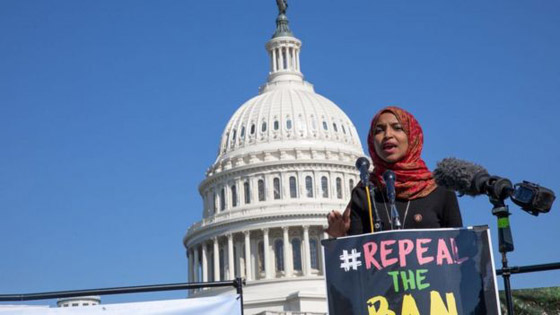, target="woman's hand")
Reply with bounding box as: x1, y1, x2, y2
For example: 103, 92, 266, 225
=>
325, 205, 351, 238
